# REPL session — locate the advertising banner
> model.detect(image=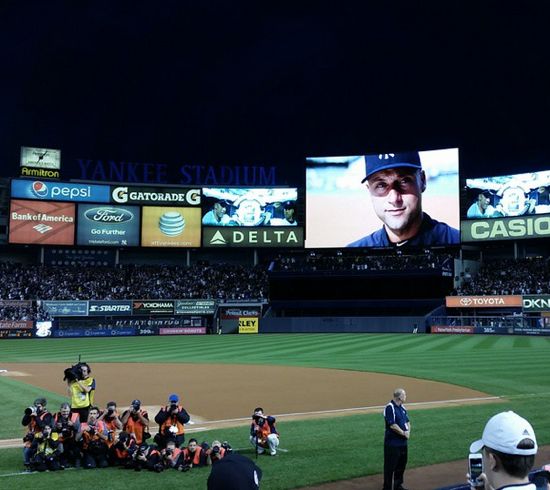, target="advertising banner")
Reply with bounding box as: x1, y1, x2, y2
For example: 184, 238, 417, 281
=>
0, 320, 34, 339
461, 216, 550, 242
11, 179, 110, 203
88, 301, 133, 315
42, 300, 89, 316
111, 186, 201, 205
445, 296, 523, 308
77, 204, 140, 246
0, 320, 34, 330
0, 300, 32, 307
141, 206, 201, 247
238, 317, 259, 334
522, 295, 550, 312
431, 325, 475, 334
9, 200, 76, 245
159, 327, 206, 335
132, 300, 175, 315
513, 326, 550, 336
202, 227, 303, 247
220, 307, 262, 320
54, 327, 136, 338
175, 300, 217, 315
